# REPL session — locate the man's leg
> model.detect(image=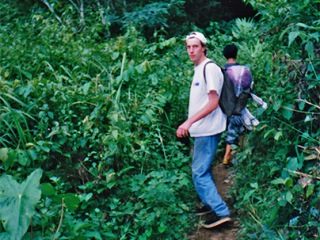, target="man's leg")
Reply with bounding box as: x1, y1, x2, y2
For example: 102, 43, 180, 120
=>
192, 135, 230, 217
222, 143, 232, 165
